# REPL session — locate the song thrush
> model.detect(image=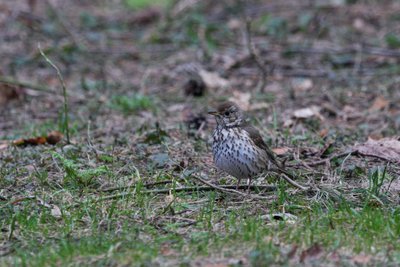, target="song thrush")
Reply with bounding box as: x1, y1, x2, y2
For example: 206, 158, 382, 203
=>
208, 101, 307, 190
